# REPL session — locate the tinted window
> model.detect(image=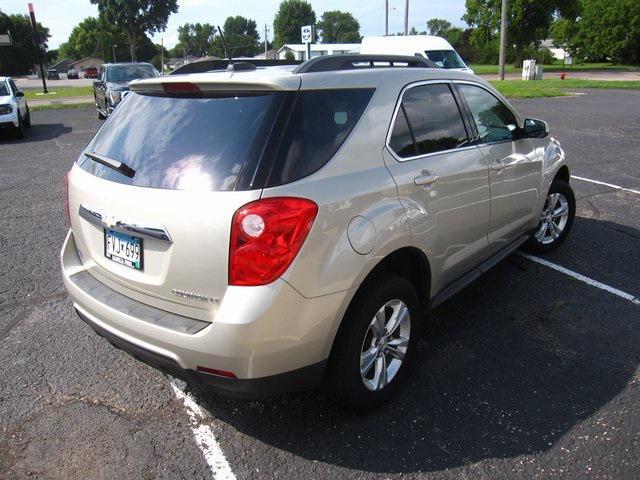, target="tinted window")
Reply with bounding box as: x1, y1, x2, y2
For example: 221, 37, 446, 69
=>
78, 92, 284, 191
458, 84, 518, 143
107, 65, 158, 83
266, 89, 374, 187
394, 83, 469, 156
9, 80, 18, 94
0, 81, 10, 96
389, 107, 417, 158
